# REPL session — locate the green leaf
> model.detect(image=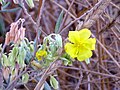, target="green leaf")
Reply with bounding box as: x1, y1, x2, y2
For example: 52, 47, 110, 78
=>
25, 0, 34, 9
60, 57, 69, 66
60, 57, 72, 66
17, 54, 25, 68
1, 2, 10, 9
25, 51, 33, 64
13, 0, 19, 4
17, 47, 26, 68
29, 44, 34, 52
22, 73, 29, 83
0, 14, 5, 36
85, 58, 90, 64
55, 10, 64, 34
49, 44, 57, 55
0, 0, 2, 3
55, 34, 62, 48
34, 28, 41, 54
0, 7, 20, 13
2, 54, 9, 66
0, 0, 5, 5
50, 76, 59, 89
12, 46, 18, 58
8, 53, 15, 68
19, 47, 26, 60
